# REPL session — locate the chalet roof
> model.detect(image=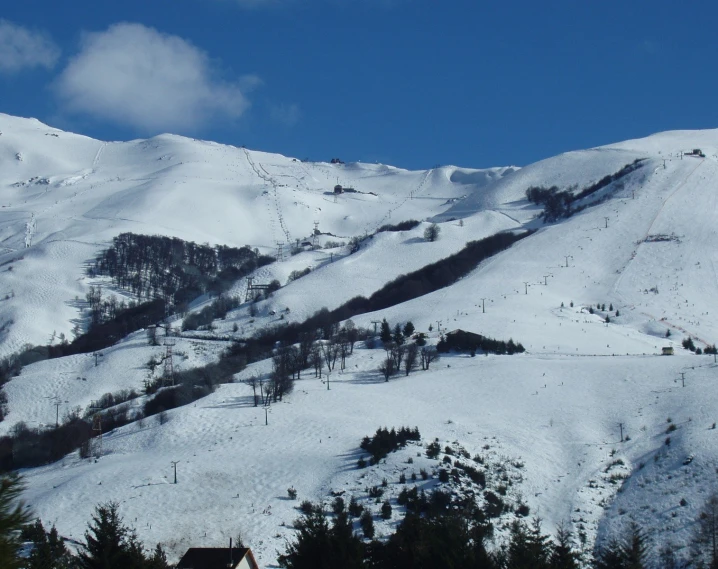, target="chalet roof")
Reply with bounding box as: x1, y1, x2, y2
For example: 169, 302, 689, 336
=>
176, 547, 257, 569
446, 329, 482, 338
